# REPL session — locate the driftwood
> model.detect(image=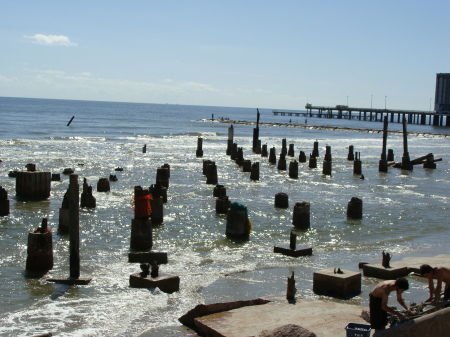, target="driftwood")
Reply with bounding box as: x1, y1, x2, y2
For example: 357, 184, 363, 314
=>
391, 153, 442, 168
